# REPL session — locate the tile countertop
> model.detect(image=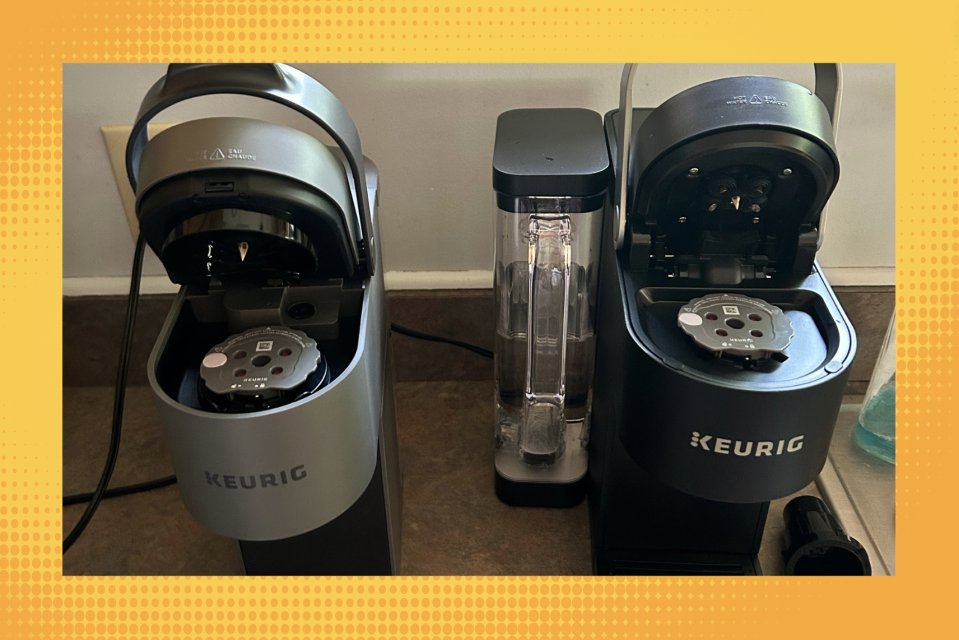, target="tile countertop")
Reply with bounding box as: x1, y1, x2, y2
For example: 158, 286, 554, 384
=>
64, 381, 863, 576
